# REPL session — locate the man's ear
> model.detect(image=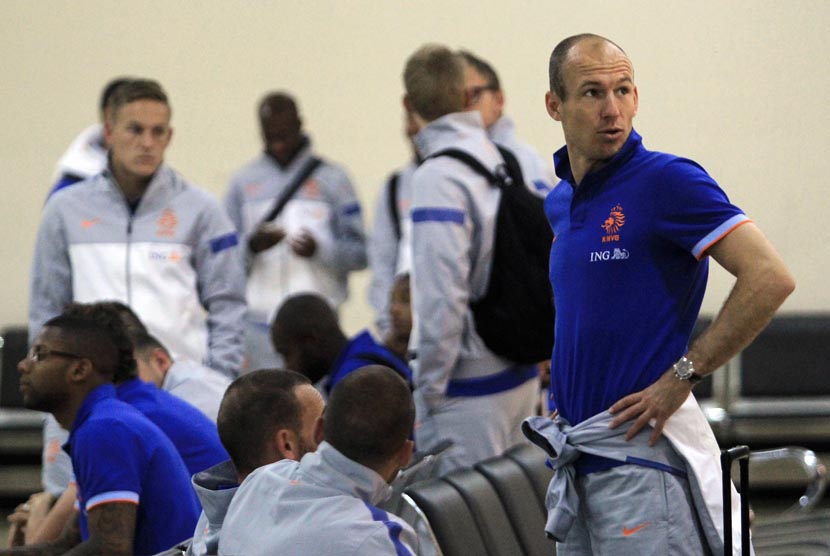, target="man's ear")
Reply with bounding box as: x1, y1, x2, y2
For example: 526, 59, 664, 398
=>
545, 90, 563, 121
151, 348, 172, 376
494, 89, 506, 115
274, 428, 301, 461
67, 358, 94, 384
397, 439, 415, 469
313, 415, 325, 446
